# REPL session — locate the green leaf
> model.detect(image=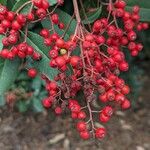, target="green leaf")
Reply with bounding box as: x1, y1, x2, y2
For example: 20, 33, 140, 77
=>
56, 9, 77, 35
0, 35, 4, 82
32, 98, 44, 112
125, 0, 150, 22
0, 34, 20, 106
12, 0, 31, 14
0, 95, 5, 106
48, 0, 57, 6
7, 0, 16, 10
0, 0, 7, 5
82, 6, 102, 24
126, 6, 150, 22
21, 31, 58, 80
42, 9, 77, 39
125, 0, 150, 9
0, 35, 4, 50
16, 100, 29, 113
0, 58, 21, 96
